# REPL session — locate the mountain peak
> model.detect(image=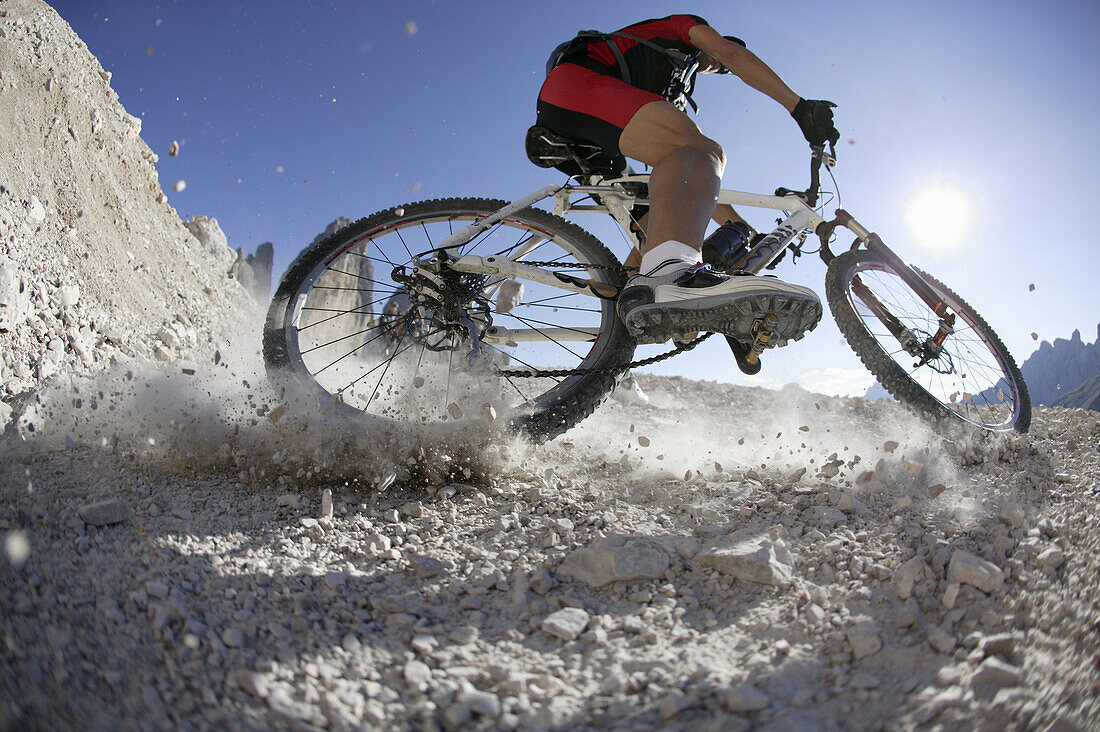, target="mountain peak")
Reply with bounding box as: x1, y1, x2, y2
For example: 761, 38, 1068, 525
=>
1019, 322, 1100, 408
